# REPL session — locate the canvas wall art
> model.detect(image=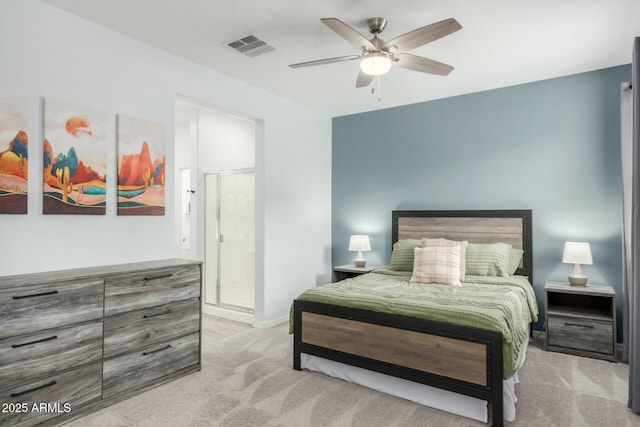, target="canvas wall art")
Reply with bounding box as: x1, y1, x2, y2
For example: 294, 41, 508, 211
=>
117, 115, 165, 215
0, 95, 29, 214
43, 99, 107, 215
